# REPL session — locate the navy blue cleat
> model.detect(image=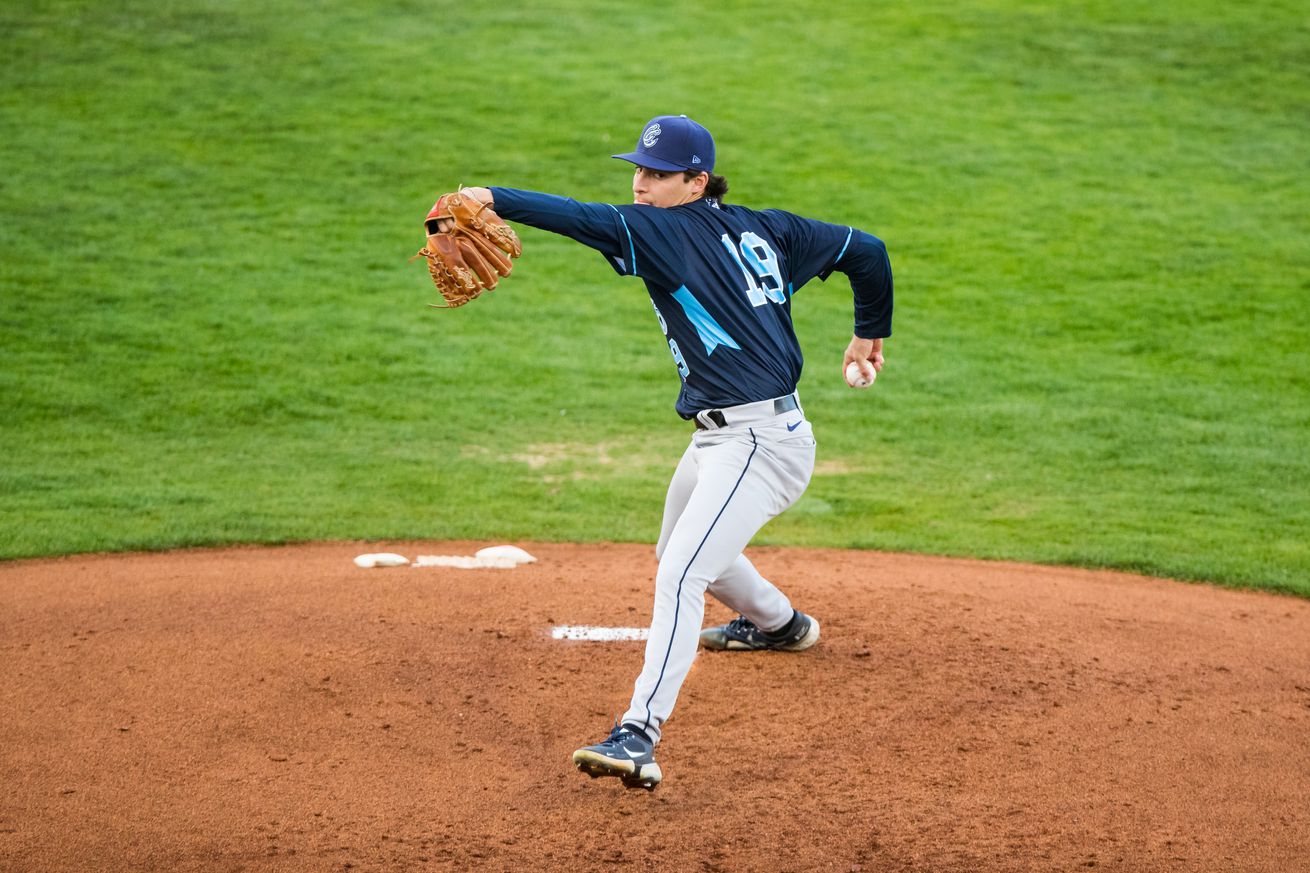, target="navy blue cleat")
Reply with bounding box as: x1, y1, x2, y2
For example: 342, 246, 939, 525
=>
572, 724, 662, 790
699, 610, 820, 652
